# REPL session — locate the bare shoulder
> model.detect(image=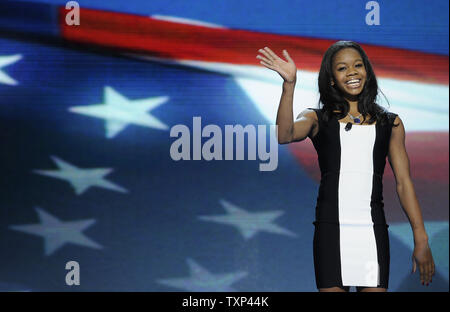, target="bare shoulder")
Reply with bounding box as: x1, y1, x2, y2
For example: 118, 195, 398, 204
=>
393, 115, 402, 127
391, 114, 403, 131
390, 115, 405, 145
